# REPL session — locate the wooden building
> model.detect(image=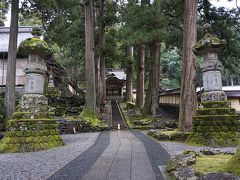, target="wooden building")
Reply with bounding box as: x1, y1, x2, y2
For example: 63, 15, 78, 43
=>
159, 86, 240, 112
106, 70, 126, 101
